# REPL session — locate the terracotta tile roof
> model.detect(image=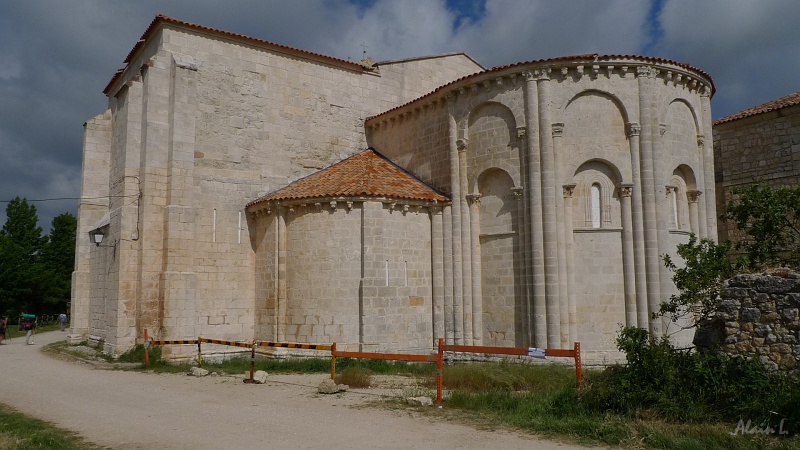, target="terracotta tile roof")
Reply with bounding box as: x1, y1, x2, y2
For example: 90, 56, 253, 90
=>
247, 149, 449, 207
104, 14, 369, 95
366, 53, 715, 123
714, 92, 800, 125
